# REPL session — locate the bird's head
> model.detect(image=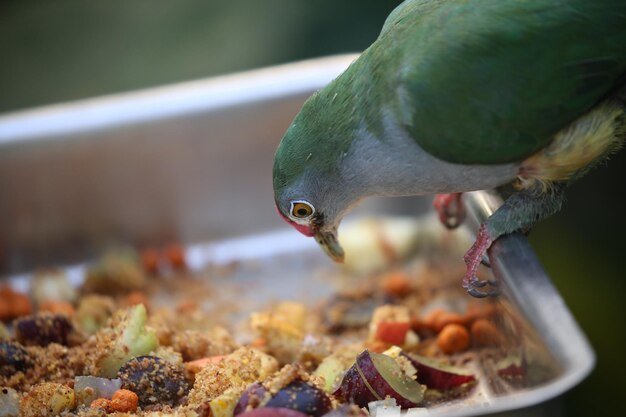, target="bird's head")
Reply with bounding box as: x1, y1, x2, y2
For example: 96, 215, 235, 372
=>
274, 197, 345, 263
272, 88, 361, 263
